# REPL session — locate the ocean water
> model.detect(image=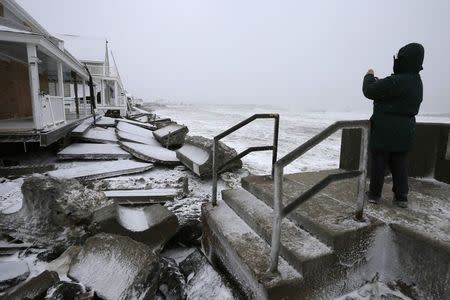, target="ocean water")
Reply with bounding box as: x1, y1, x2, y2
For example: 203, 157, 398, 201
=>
152, 104, 450, 175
